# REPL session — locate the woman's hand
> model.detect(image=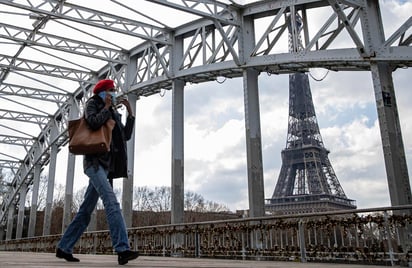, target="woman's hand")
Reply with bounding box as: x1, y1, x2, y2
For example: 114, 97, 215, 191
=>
120, 98, 134, 116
